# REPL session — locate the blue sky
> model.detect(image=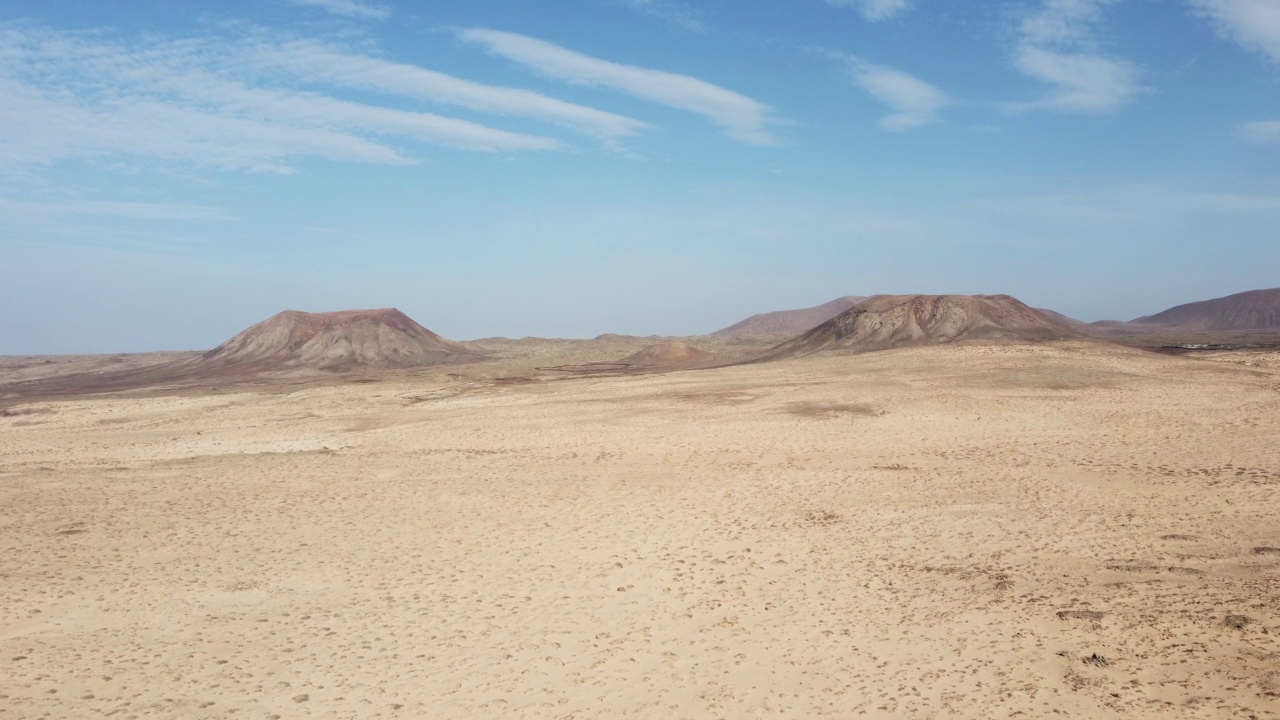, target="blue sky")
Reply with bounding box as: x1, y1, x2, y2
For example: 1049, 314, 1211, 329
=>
1, 0, 1278, 353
